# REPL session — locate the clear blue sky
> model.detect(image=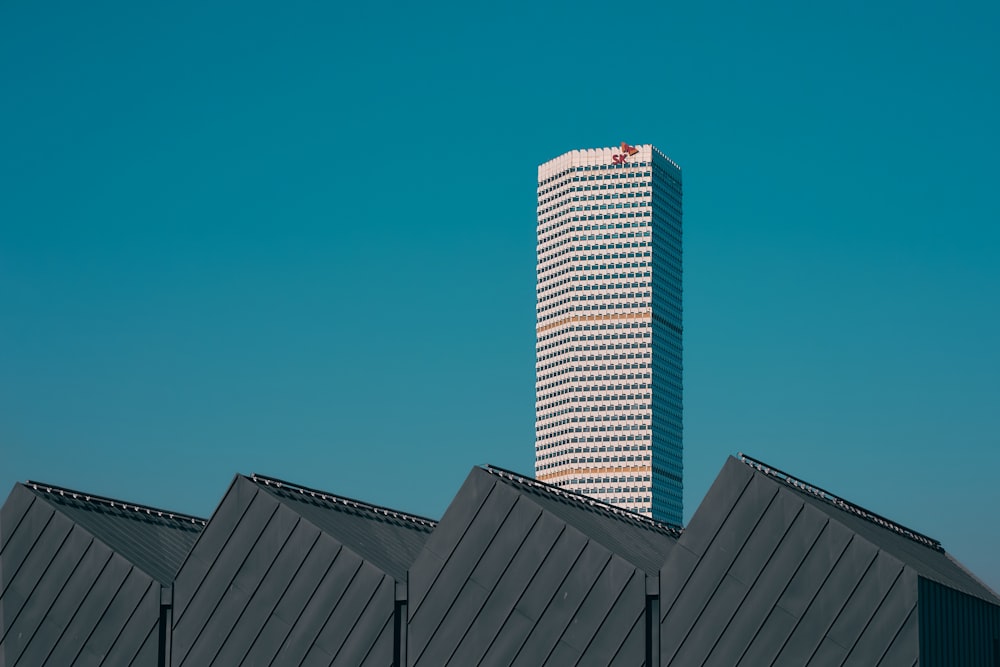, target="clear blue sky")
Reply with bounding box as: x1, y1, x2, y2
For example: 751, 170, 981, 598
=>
3, 1, 998, 591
